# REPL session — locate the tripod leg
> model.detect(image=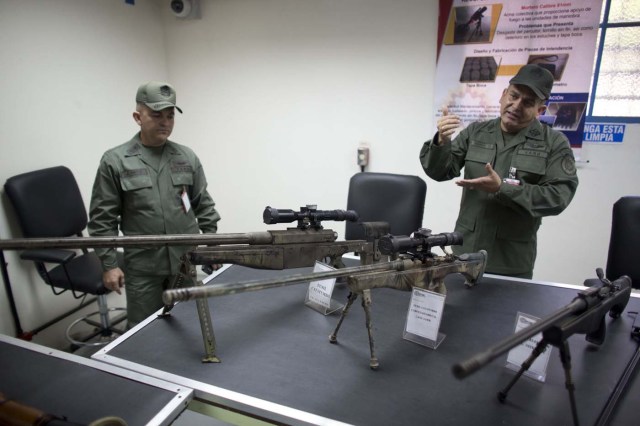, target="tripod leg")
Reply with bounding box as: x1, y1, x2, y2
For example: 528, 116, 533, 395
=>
329, 291, 359, 344
559, 341, 579, 426
498, 339, 548, 402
